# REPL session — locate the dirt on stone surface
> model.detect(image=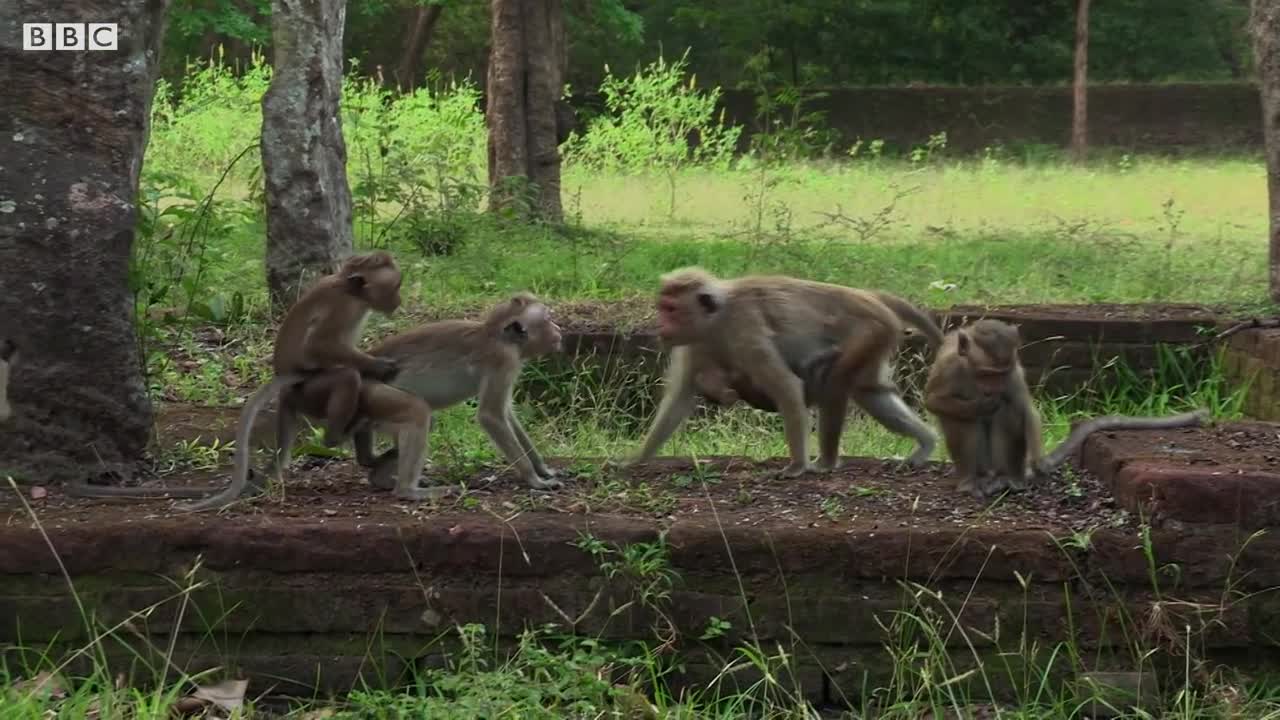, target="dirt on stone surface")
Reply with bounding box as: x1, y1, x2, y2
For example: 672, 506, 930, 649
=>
1087, 420, 1280, 473
0, 450, 1132, 537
